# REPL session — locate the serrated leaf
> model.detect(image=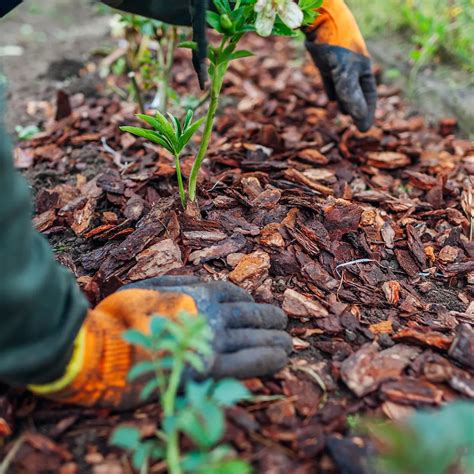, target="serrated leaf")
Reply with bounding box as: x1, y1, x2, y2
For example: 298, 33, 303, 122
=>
110, 426, 141, 451
127, 361, 155, 381
122, 329, 152, 349
212, 378, 251, 406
